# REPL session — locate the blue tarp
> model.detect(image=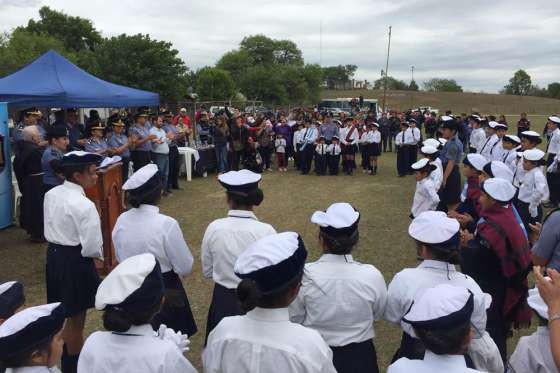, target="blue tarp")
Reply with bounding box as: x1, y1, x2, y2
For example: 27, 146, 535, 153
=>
0, 50, 159, 108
